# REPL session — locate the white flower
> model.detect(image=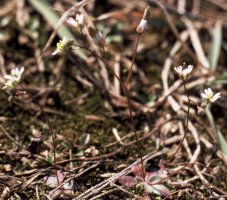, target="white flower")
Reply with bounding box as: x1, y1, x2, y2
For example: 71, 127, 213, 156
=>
4, 66, 24, 84
174, 65, 193, 80
67, 14, 84, 30
2, 67, 24, 91
7, 67, 24, 82
52, 37, 74, 55
201, 88, 221, 103
67, 18, 78, 28
136, 19, 147, 33
2, 79, 15, 90
76, 14, 84, 25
